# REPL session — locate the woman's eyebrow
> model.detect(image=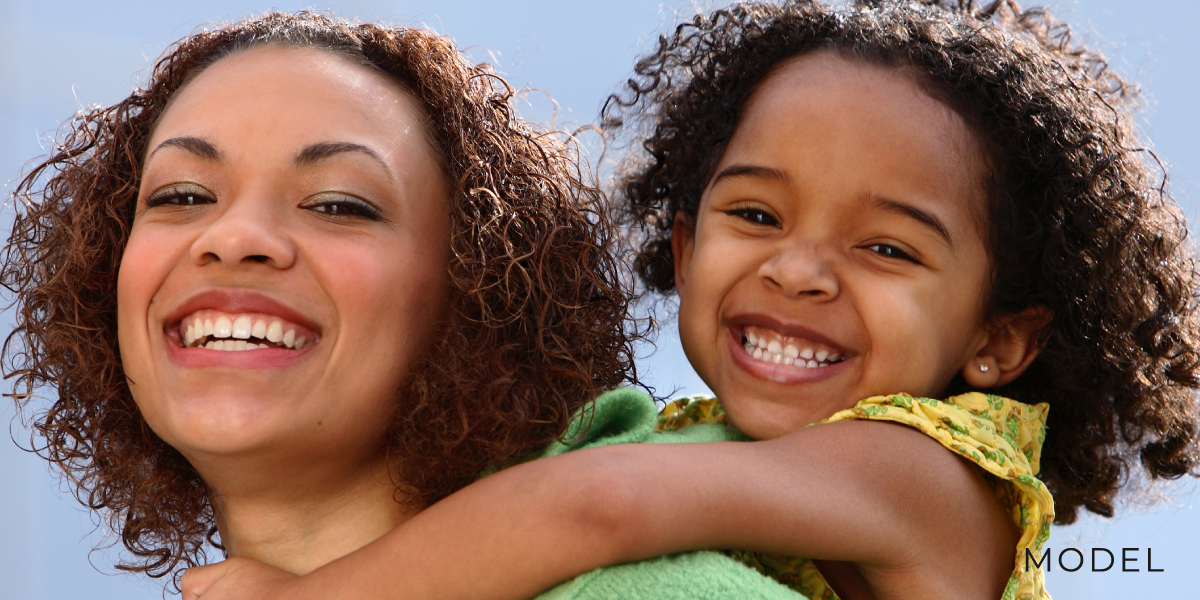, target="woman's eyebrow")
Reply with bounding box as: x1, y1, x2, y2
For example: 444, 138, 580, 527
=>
295, 142, 393, 179
872, 197, 954, 248
148, 136, 222, 162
